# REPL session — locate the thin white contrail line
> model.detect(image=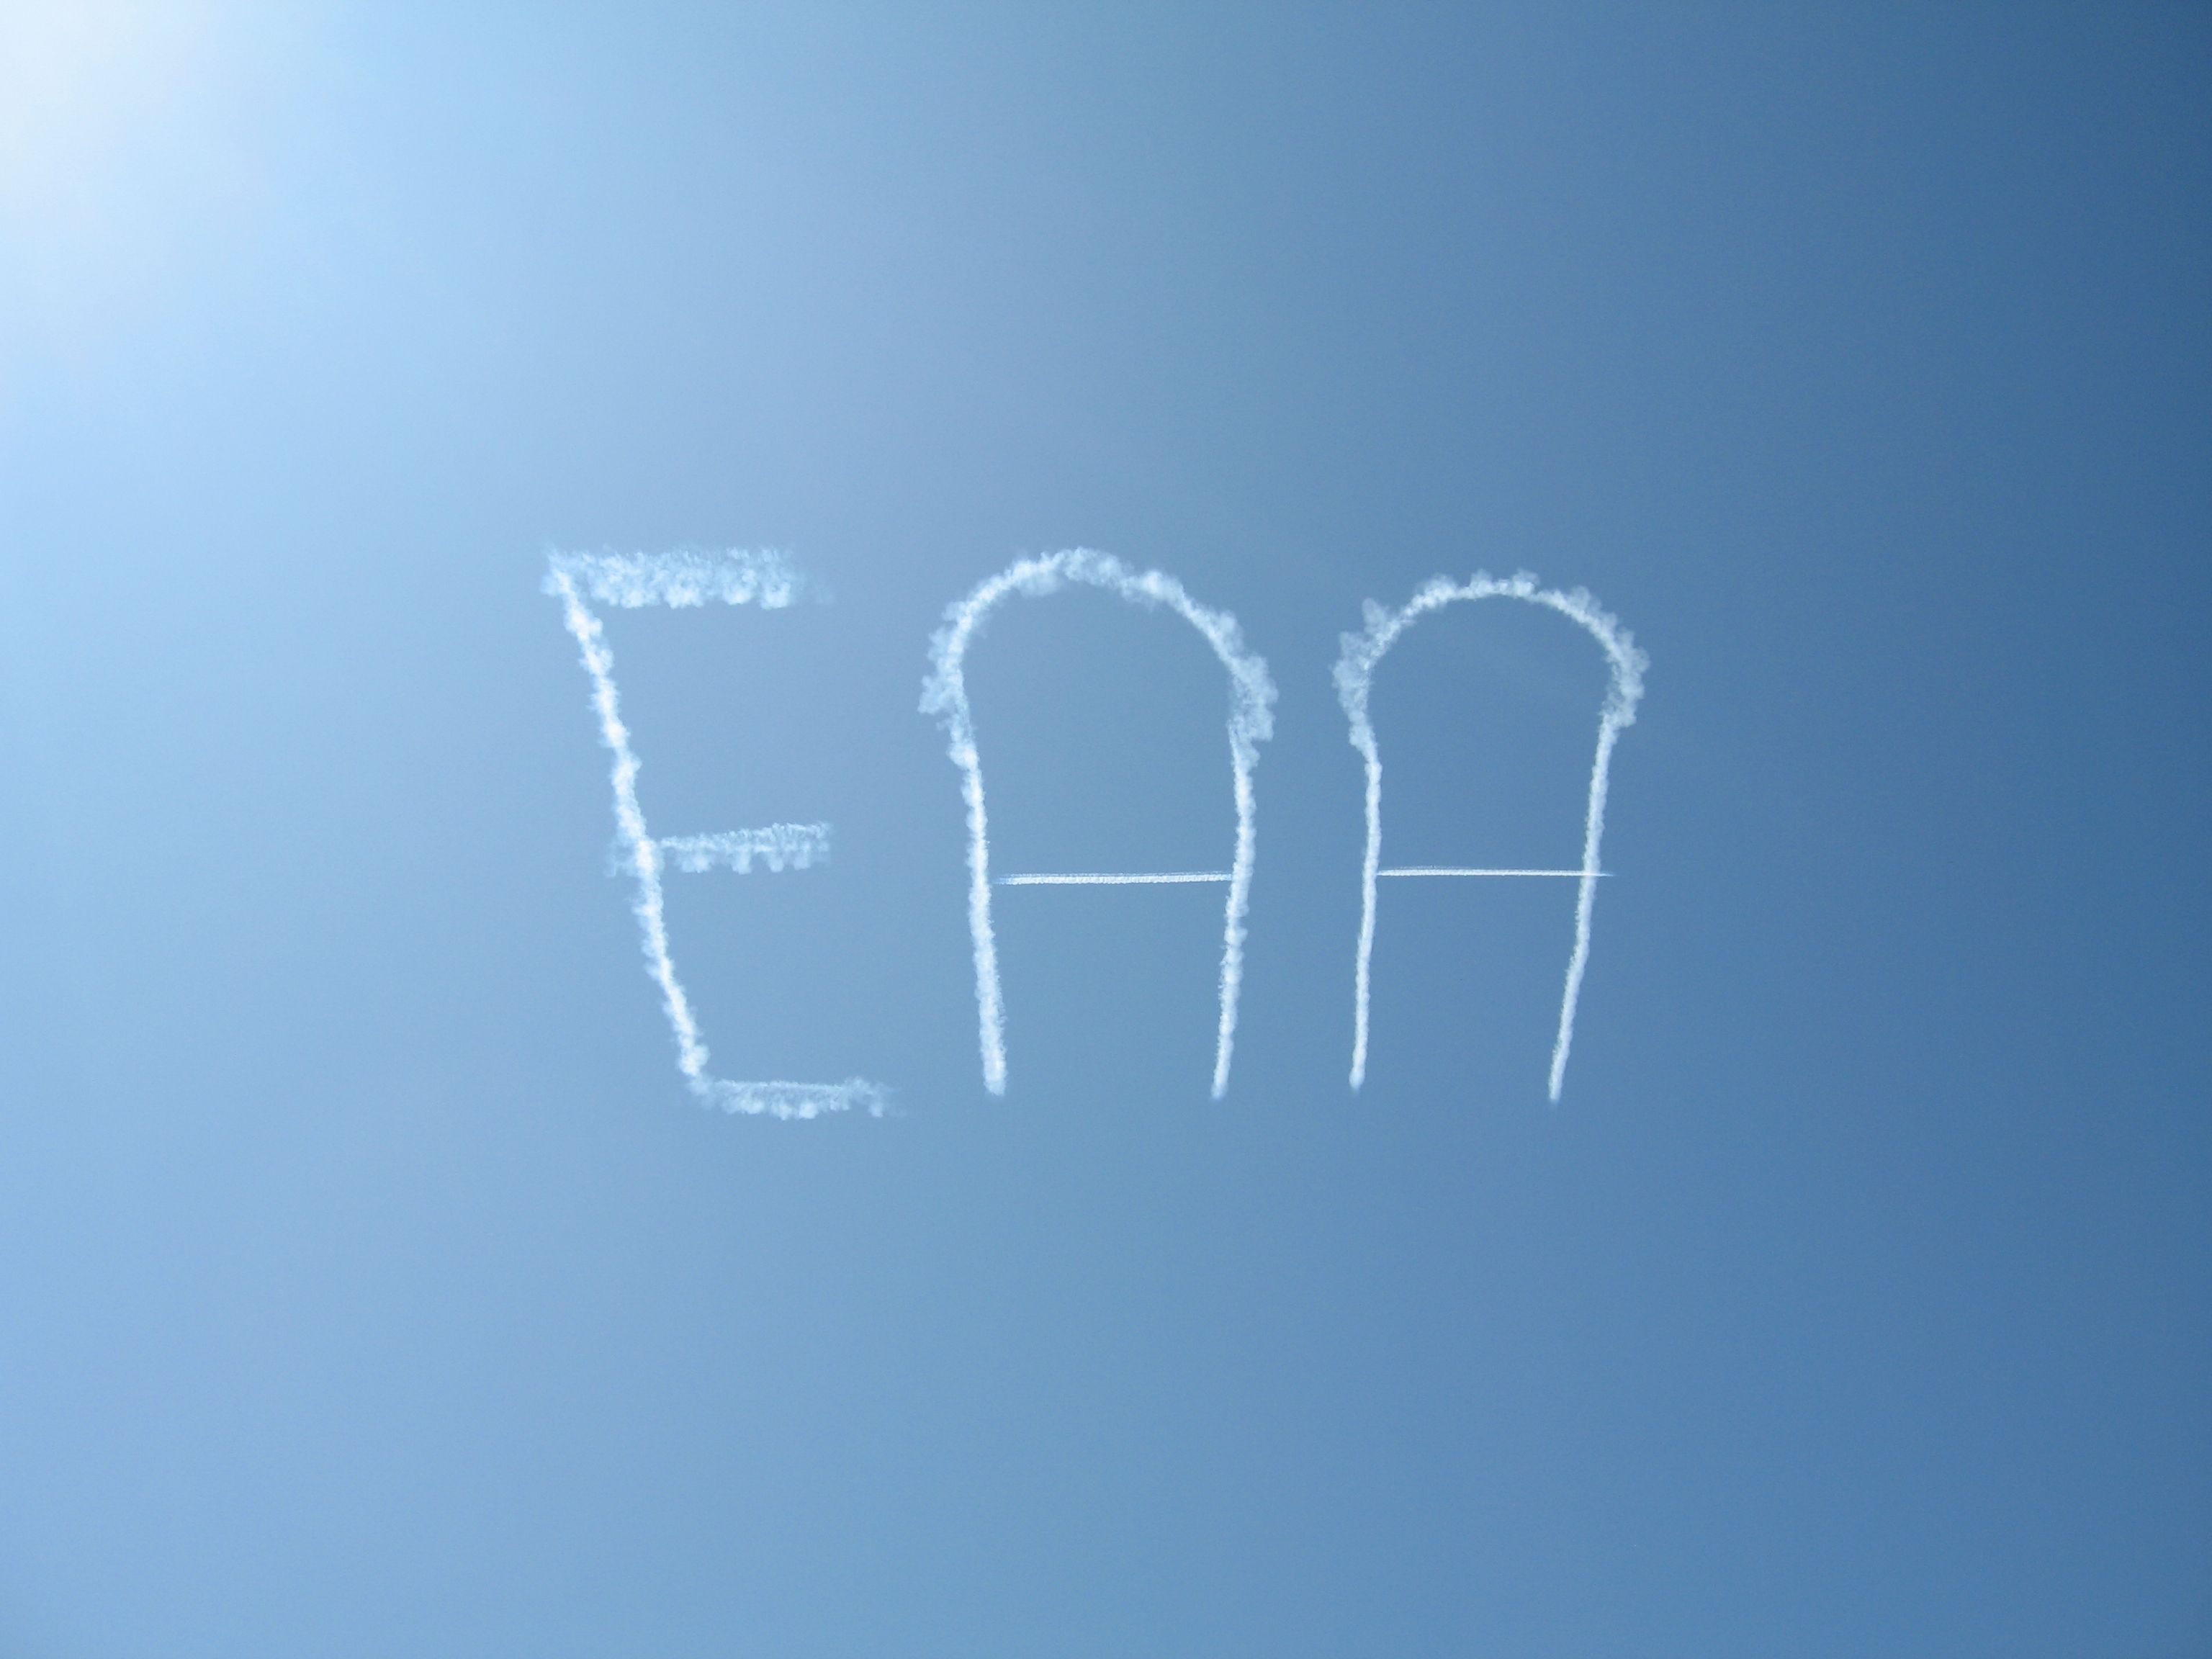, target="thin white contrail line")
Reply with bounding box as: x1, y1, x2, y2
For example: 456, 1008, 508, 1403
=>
922, 550, 1277, 1098
545, 549, 886, 1120
998, 871, 1231, 886
1379, 868, 1611, 878
1334, 572, 1647, 1100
